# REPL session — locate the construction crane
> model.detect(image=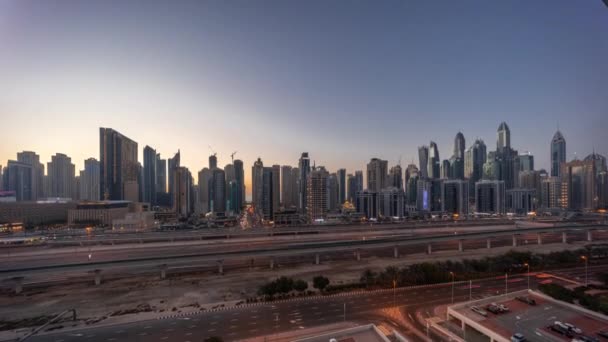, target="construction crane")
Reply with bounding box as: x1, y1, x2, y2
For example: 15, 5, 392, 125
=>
231, 151, 238, 163
208, 145, 217, 157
